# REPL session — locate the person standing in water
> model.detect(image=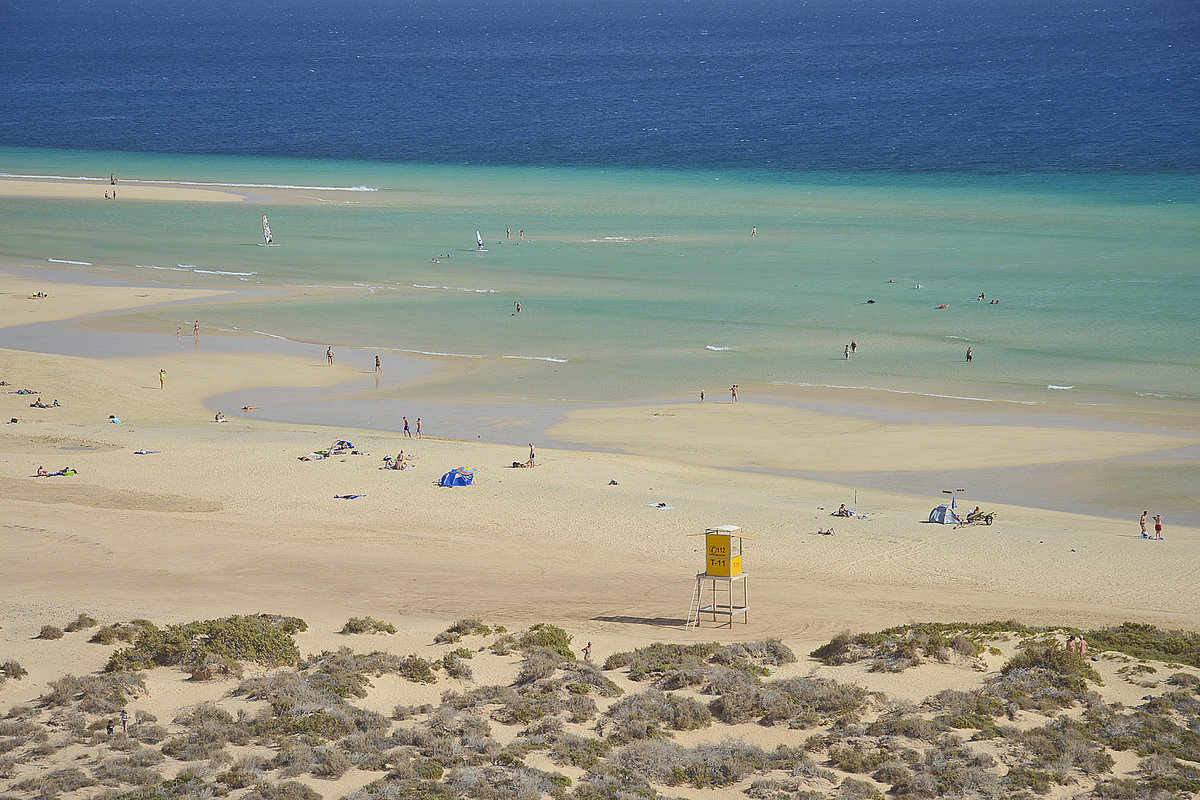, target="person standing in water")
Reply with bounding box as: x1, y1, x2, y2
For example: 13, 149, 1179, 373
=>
730, 385, 737, 403
966, 347, 973, 362
751, 226, 757, 237
193, 320, 200, 337
326, 346, 334, 365
375, 355, 382, 374
416, 418, 422, 438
